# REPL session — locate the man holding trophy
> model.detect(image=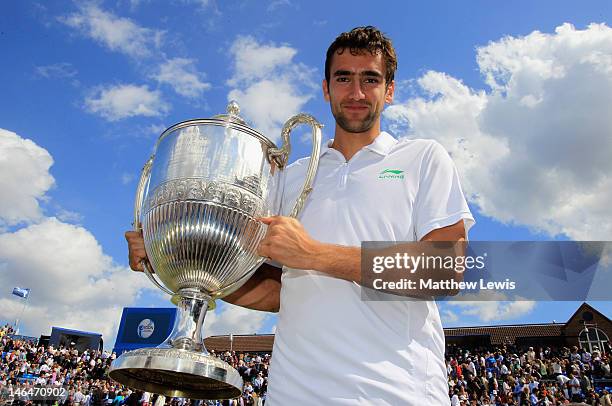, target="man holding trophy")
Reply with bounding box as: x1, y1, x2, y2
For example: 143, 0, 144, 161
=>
124, 26, 474, 404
